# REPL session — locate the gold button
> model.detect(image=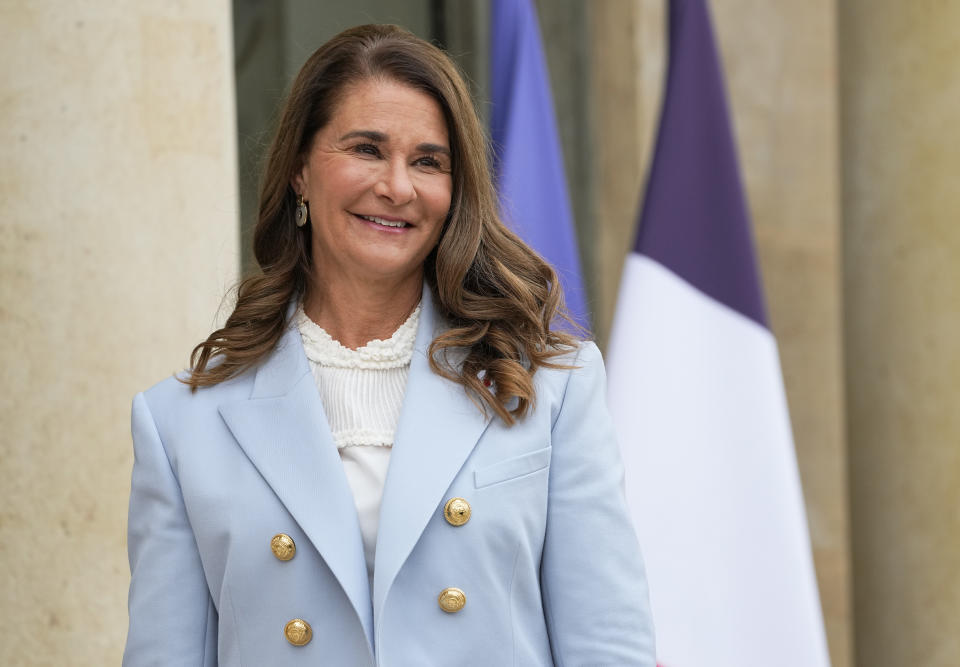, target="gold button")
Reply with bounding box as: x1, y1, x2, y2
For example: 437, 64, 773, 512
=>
284, 618, 312, 646
443, 497, 471, 526
271, 533, 296, 561
438, 587, 466, 613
